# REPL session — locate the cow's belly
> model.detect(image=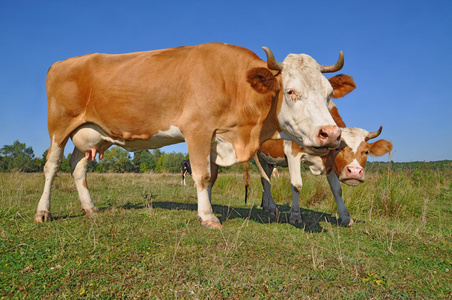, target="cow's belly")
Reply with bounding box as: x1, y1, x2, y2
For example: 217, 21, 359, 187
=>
71, 124, 185, 154
121, 126, 185, 151
300, 153, 325, 176
259, 153, 288, 167
71, 124, 241, 167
